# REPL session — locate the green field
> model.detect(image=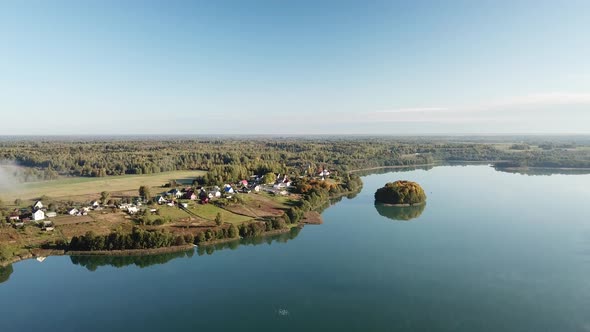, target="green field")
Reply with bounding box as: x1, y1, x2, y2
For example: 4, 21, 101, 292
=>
188, 203, 253, 225
0, 170, 206, 202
